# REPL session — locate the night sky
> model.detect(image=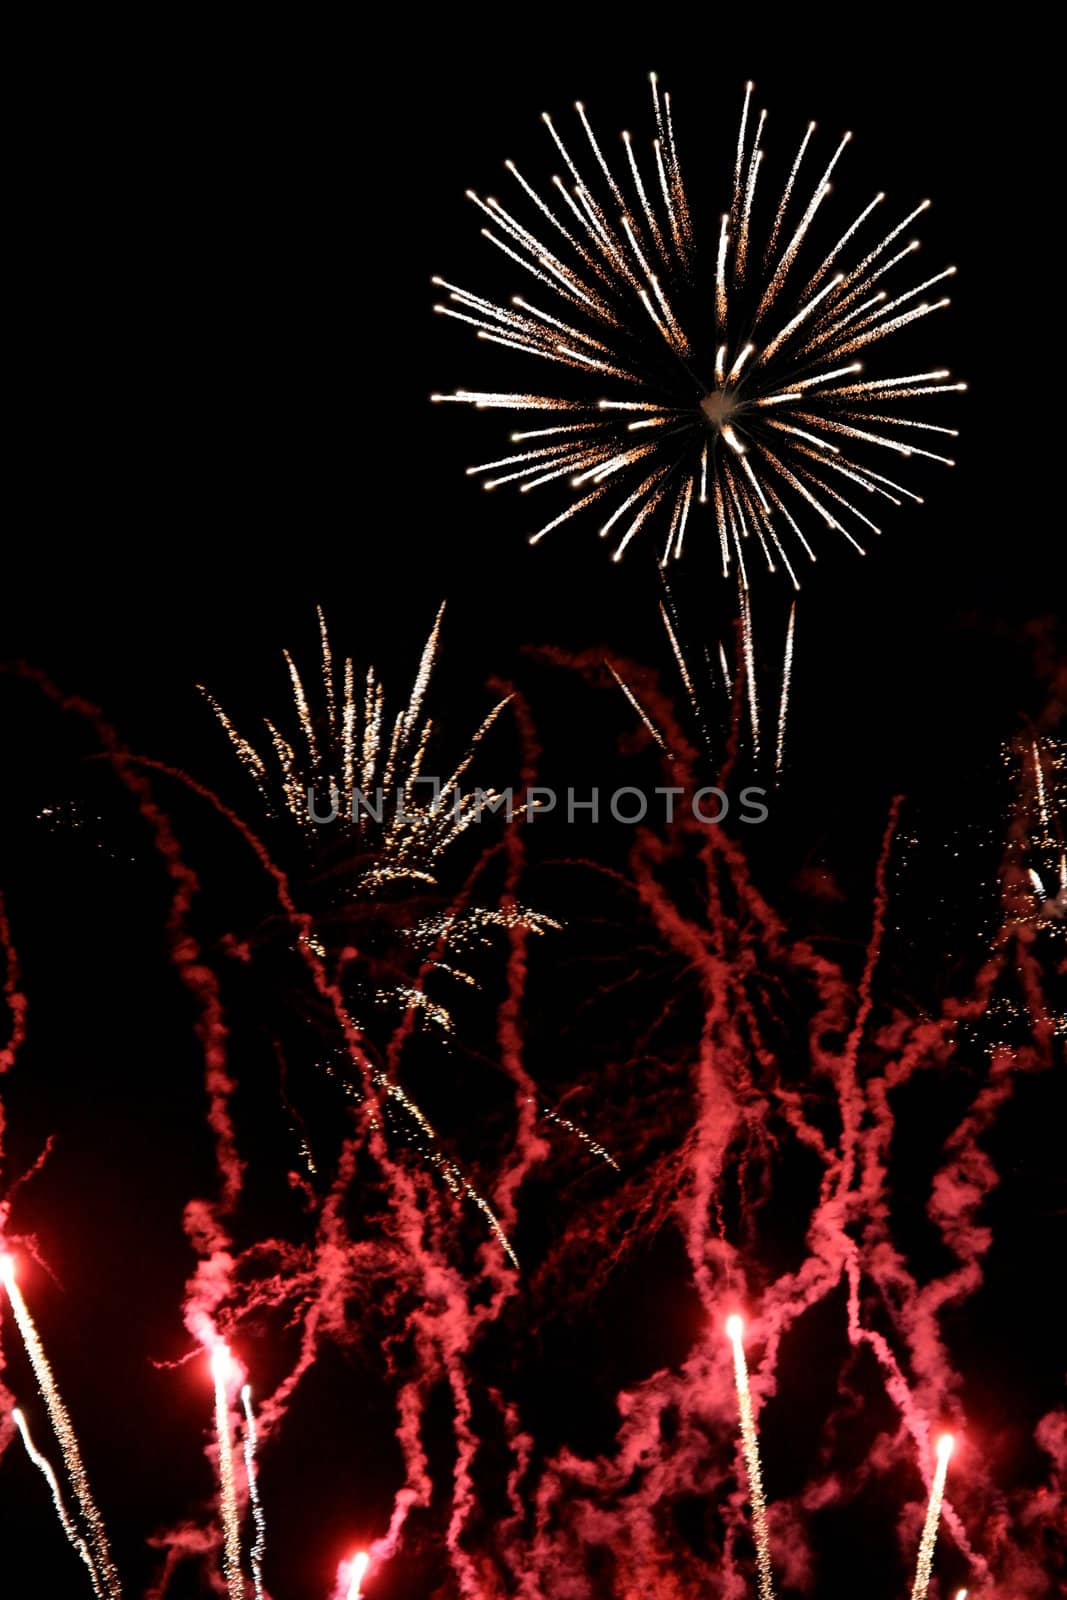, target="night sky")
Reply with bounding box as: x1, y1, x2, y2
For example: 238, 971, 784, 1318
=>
2, 23, 1063, 1600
